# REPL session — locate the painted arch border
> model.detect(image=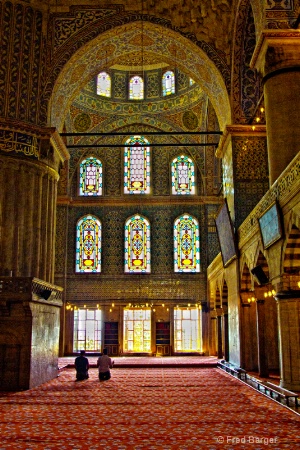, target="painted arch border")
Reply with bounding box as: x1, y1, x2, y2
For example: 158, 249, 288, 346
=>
49, 21, 231, 132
